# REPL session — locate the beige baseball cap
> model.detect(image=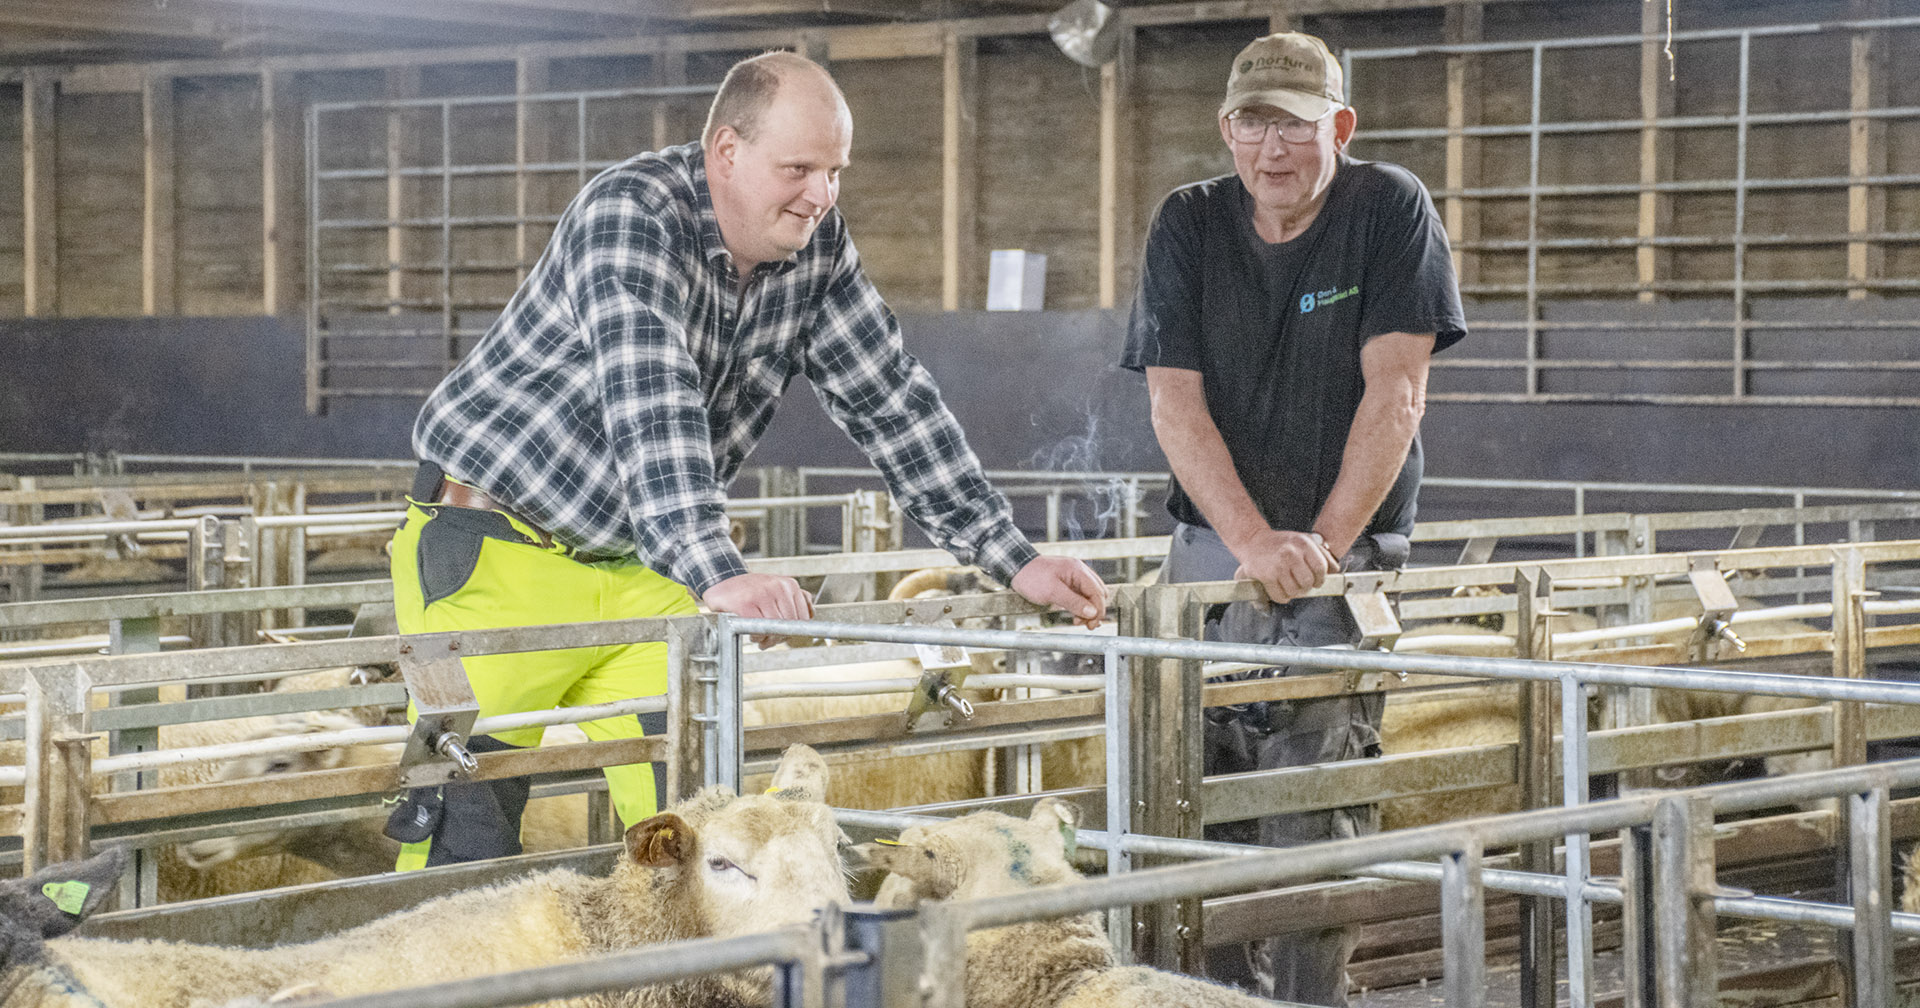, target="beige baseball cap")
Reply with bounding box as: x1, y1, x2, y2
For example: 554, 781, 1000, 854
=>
1219, 32, 1345, 121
